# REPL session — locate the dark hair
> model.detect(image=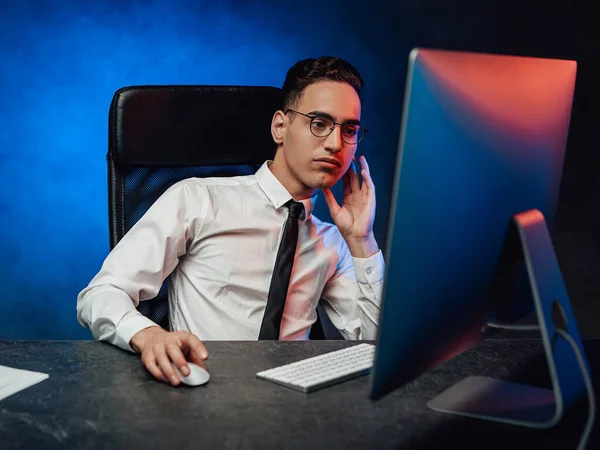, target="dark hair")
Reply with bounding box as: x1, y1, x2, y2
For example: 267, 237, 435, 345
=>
281, 56, 364, 110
